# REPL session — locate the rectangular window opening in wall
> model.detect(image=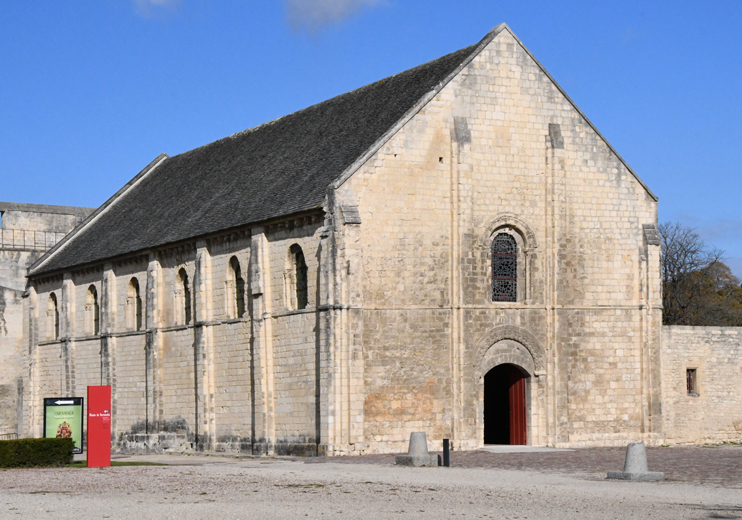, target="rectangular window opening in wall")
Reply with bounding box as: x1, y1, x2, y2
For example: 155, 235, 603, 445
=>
686, 368, 699, 396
